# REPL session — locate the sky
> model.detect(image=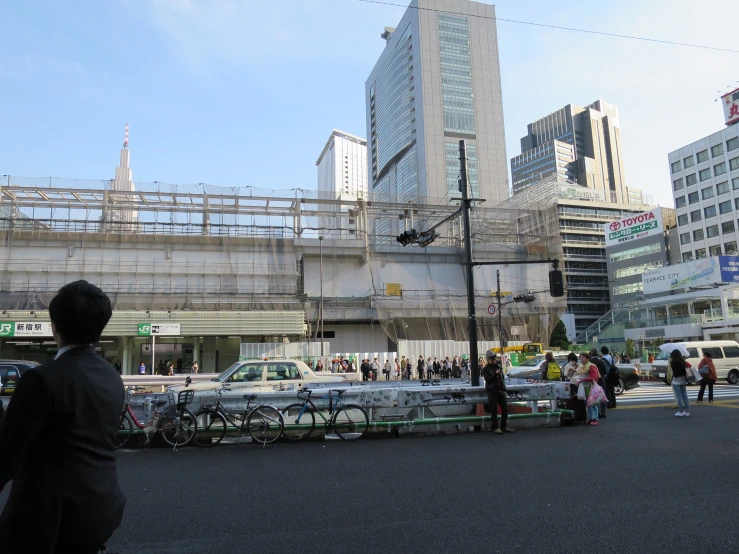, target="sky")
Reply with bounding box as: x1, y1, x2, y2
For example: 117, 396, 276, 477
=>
0, 0, 737, 208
